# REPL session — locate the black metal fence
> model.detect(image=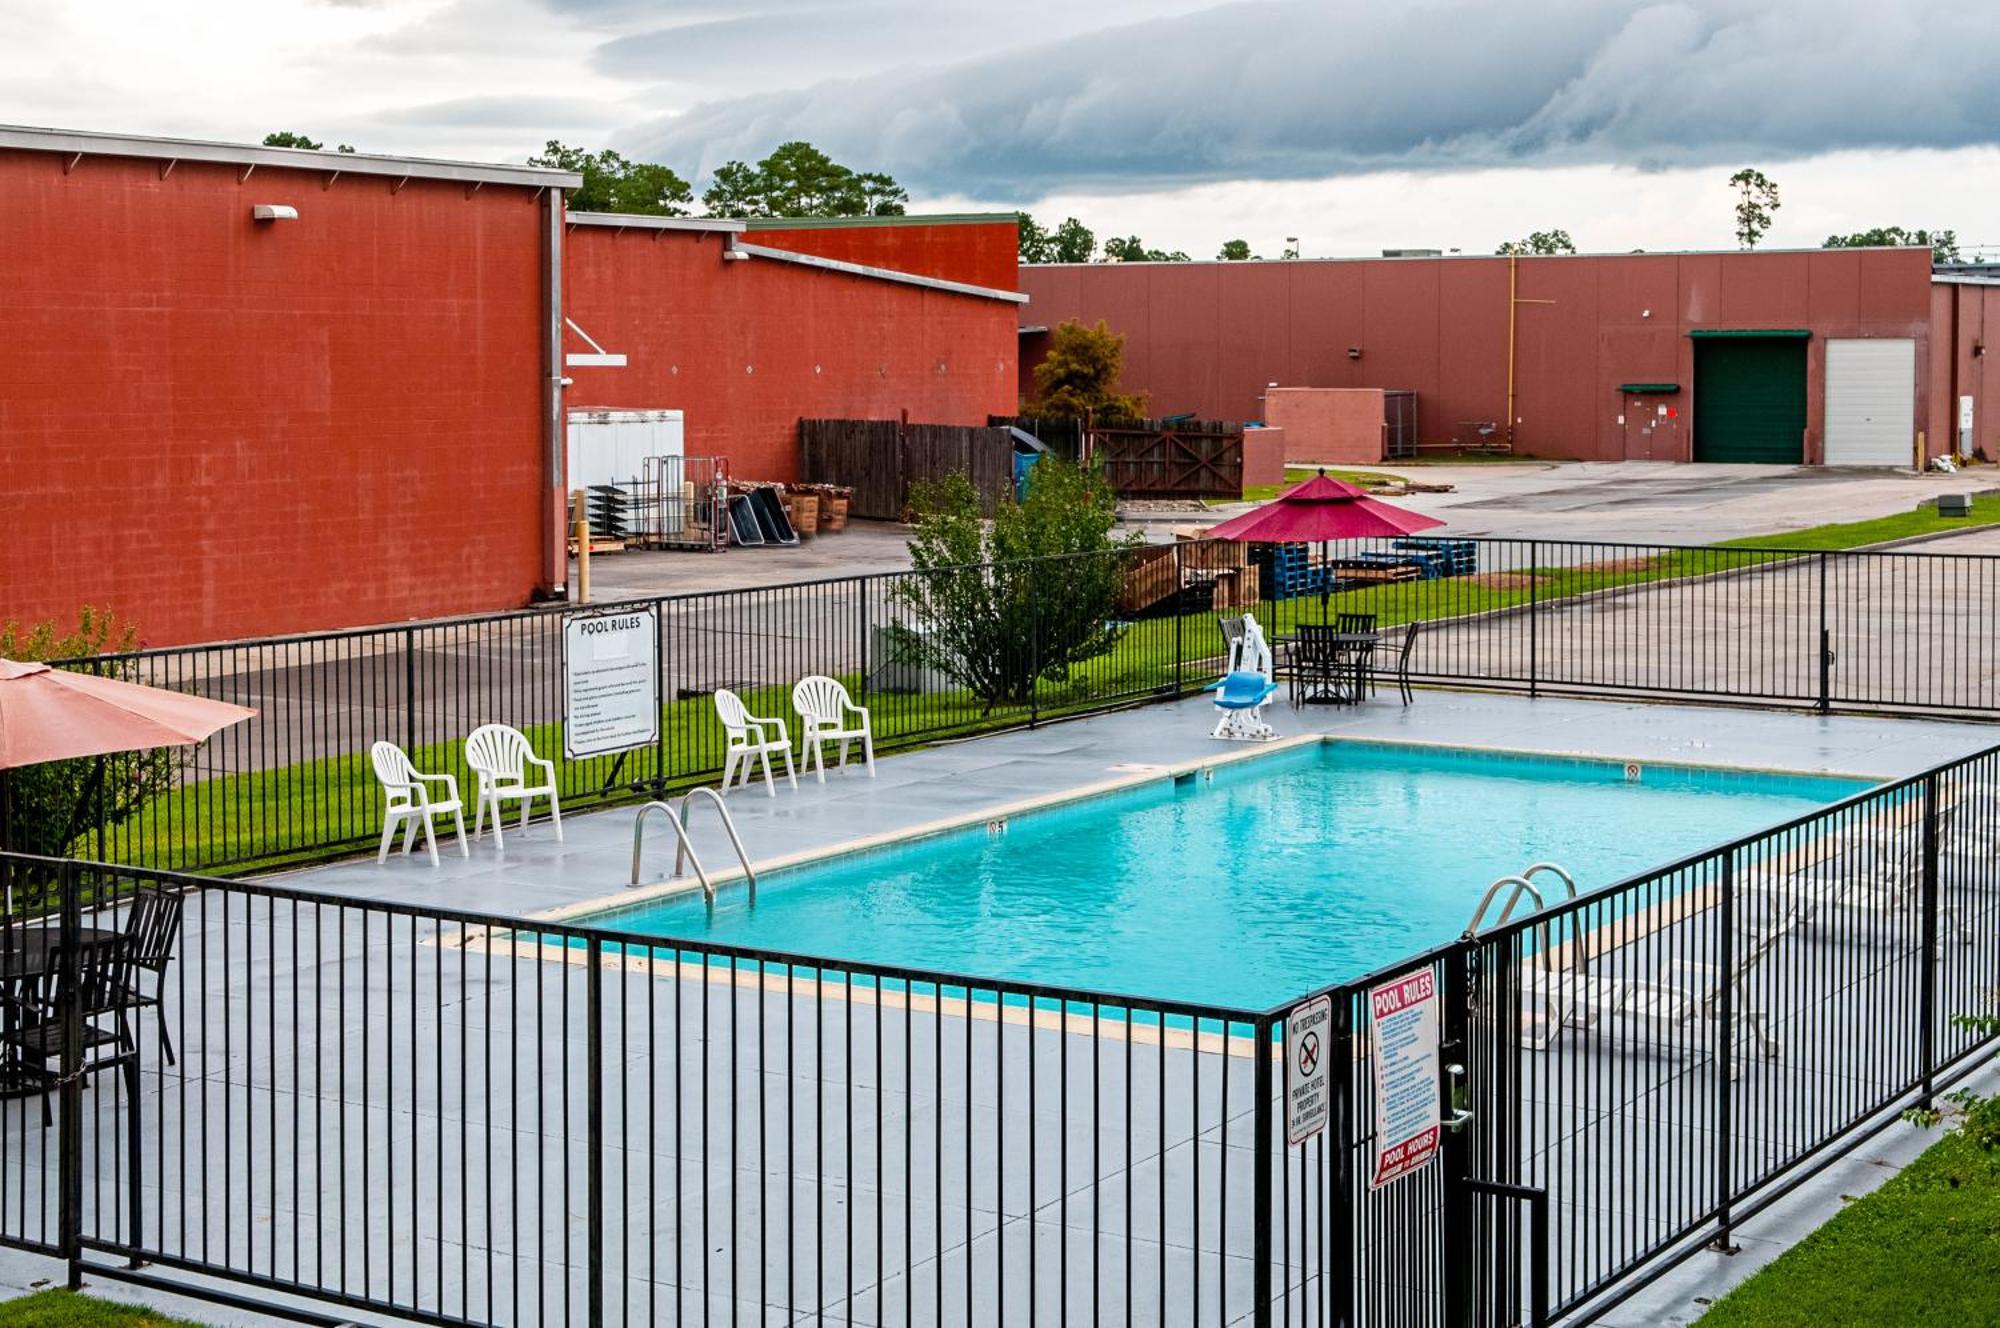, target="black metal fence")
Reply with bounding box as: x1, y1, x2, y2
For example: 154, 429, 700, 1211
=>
46, 535, 2000, 879
3, 743, 1997, 1324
